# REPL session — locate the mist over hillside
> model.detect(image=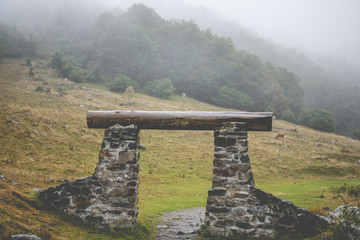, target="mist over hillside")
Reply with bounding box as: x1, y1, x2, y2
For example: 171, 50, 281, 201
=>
0, 0, 359, 138
170, 5, 360, 137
